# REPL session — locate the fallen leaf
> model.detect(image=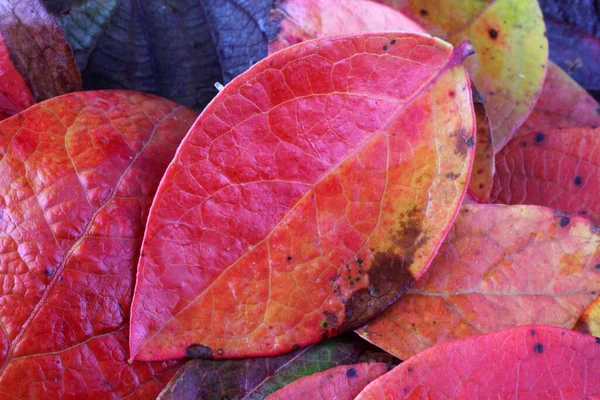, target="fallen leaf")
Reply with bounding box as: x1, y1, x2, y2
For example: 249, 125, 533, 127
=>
266, 363, 388, 400
377, 0, 549, 151
43, 0, 277, 111
512, 61, 600, 140
493, 127, 600, 223
466, 89, 494, 203
0, 33, 34, 120
0, 0, 82, 102
575, 294, 600, 336
355, 325, 600, 399
357, 204, 600, 360
130, 32, 476, 361
158, 335, 377, 400
269, 0, 425, 54
0, 91, 197, 398
544, 17, 600, 100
